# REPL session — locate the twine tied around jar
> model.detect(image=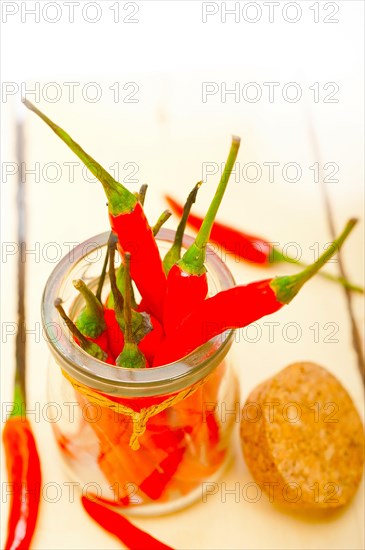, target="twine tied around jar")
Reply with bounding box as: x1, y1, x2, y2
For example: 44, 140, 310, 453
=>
62, 370, 206, 450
